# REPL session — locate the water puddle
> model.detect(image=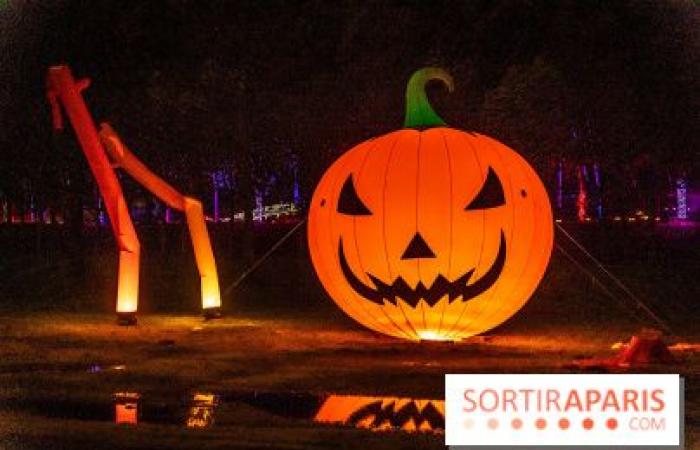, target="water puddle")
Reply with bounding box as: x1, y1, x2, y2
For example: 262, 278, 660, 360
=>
315, 395, 444, 433
2, 390, 444, 433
